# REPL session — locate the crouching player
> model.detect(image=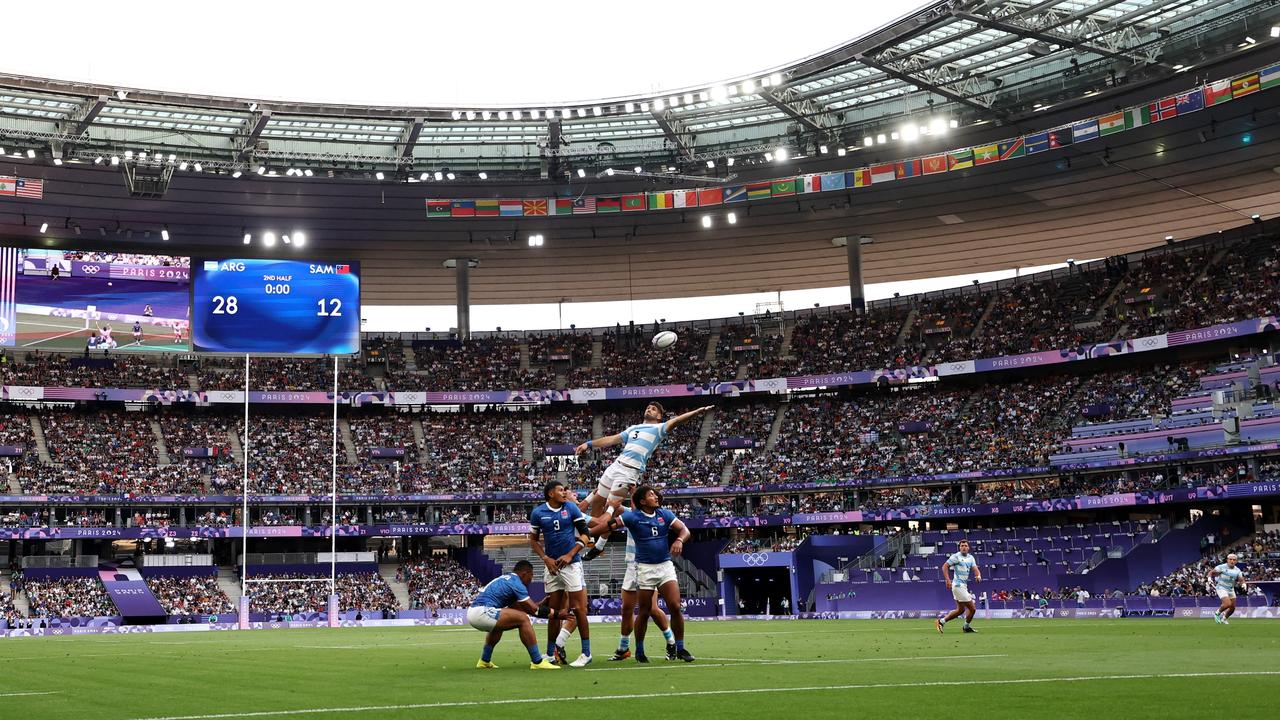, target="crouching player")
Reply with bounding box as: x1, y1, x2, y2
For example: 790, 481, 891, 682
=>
468, 559, 564, 670
592, 484, 695, 662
